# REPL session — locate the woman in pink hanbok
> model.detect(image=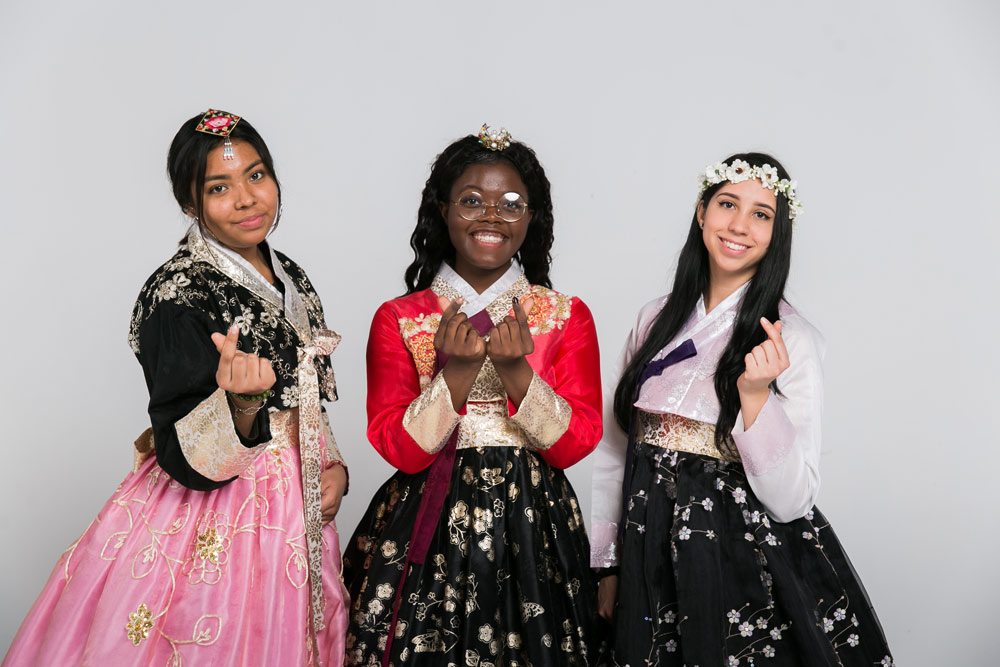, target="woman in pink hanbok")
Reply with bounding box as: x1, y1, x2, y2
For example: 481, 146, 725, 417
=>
3, 110, 349, 666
